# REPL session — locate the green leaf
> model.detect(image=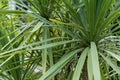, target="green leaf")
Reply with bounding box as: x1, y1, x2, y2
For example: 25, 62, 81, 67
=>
100, 53, 120, 74
98, 8, 120, 34
0, 55, 14, 67
87, 50, 93, 80
42, 27, 48, 74
62, 0, 83, 26
31, 22, 44, 32
90, 42, 101, 80
0, 10, 26, 14
95, 0, 111, 27
104, 50, 120, 61
72, 47, 89, 80
39, 49, 82, 80
0, 37, 70, 56
31, 40, 79, 50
